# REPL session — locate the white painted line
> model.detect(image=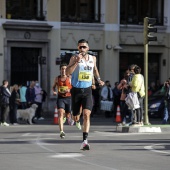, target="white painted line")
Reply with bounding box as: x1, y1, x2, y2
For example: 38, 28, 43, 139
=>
94, 131, 154, 136
22, 133, 31, 136
34, 133, 117, 170
50, 153, 84, 158
144, 144, 170, 154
